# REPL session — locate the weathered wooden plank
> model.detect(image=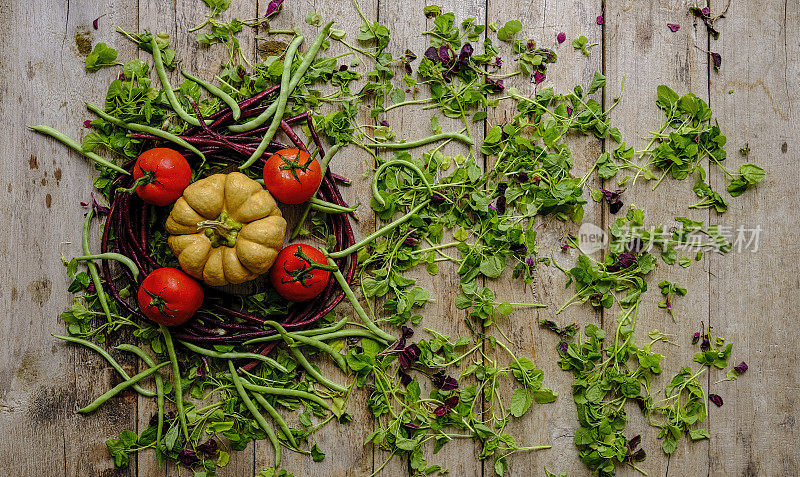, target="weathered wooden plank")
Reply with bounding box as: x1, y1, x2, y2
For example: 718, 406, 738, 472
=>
0, 0, 139, 475
604, 2, 710, 476
251, 0, 378, 475
482, 0, 604, 475
0, 6, 80, 477
377, 1, 488, 475
707, 1, 800, 475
